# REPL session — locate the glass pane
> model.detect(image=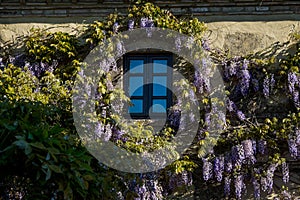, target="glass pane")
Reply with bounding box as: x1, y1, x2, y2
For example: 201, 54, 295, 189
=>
153, 76, 167, 96
153, 60, 167, 73
129, 77, 143, 96
130, 60, 144, 73
129, 99, 143, 113
152, 99, 167, 113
